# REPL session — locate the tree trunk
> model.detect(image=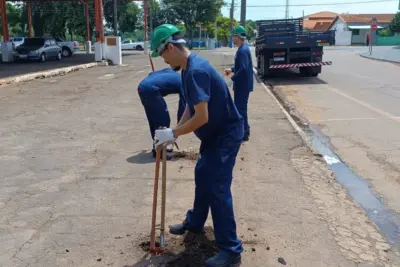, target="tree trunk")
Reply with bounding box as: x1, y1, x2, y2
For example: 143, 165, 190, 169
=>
189, 27, 193, 49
